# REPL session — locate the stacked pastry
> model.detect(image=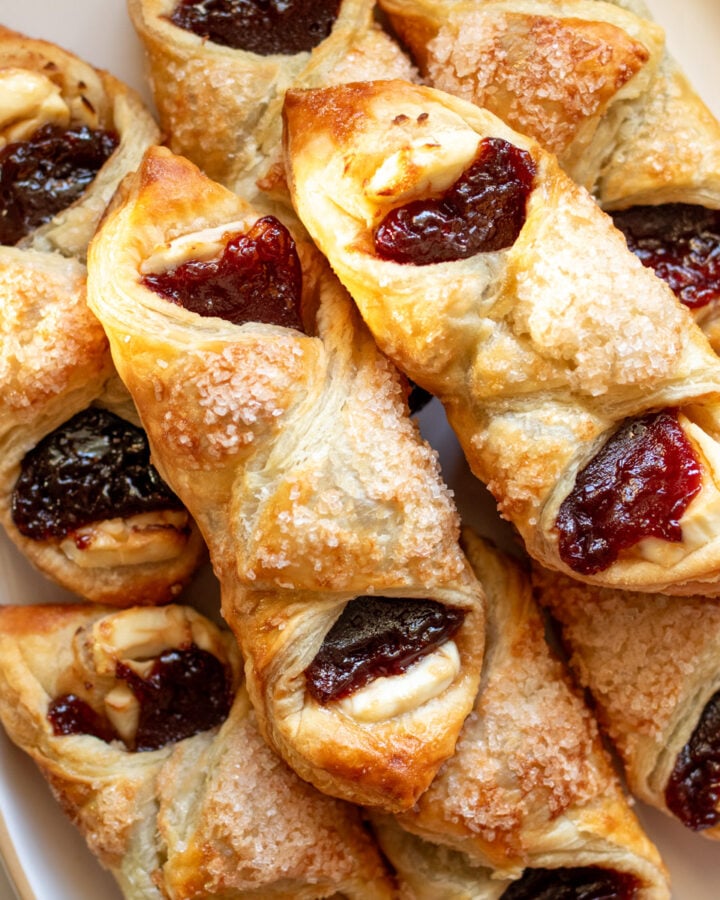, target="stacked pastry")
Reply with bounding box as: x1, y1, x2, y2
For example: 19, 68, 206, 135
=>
0, 26, 206, 605
0, 3, 716, 898
282, 77, 720, 596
